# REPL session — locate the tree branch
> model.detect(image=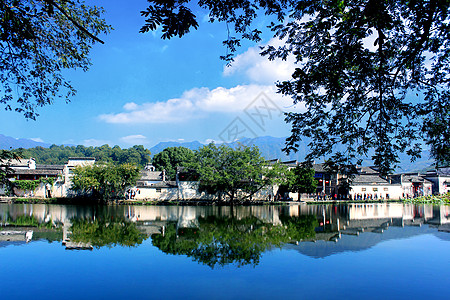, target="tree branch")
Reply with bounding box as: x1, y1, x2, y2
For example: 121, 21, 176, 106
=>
47, 0, 104, 44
